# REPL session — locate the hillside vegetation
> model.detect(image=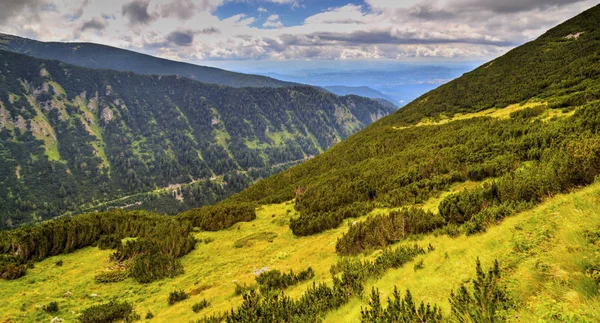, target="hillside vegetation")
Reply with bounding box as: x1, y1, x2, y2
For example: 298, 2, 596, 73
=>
1, 4, 600, 323
0, 50, 392, 228
229, 4, 600, 238
0, 34, 295, 88
2, 179, 600, 321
